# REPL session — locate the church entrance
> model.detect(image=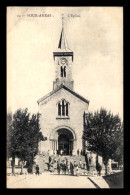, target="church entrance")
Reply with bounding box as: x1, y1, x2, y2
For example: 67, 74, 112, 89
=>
58, 134, 70, 155
57, 128, 73, 156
